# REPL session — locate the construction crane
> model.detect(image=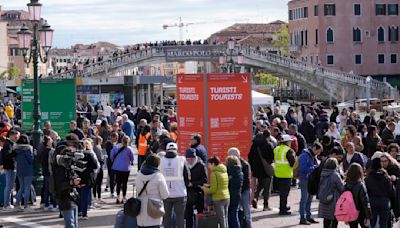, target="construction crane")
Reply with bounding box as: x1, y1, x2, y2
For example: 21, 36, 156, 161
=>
162, 17, 250, 41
